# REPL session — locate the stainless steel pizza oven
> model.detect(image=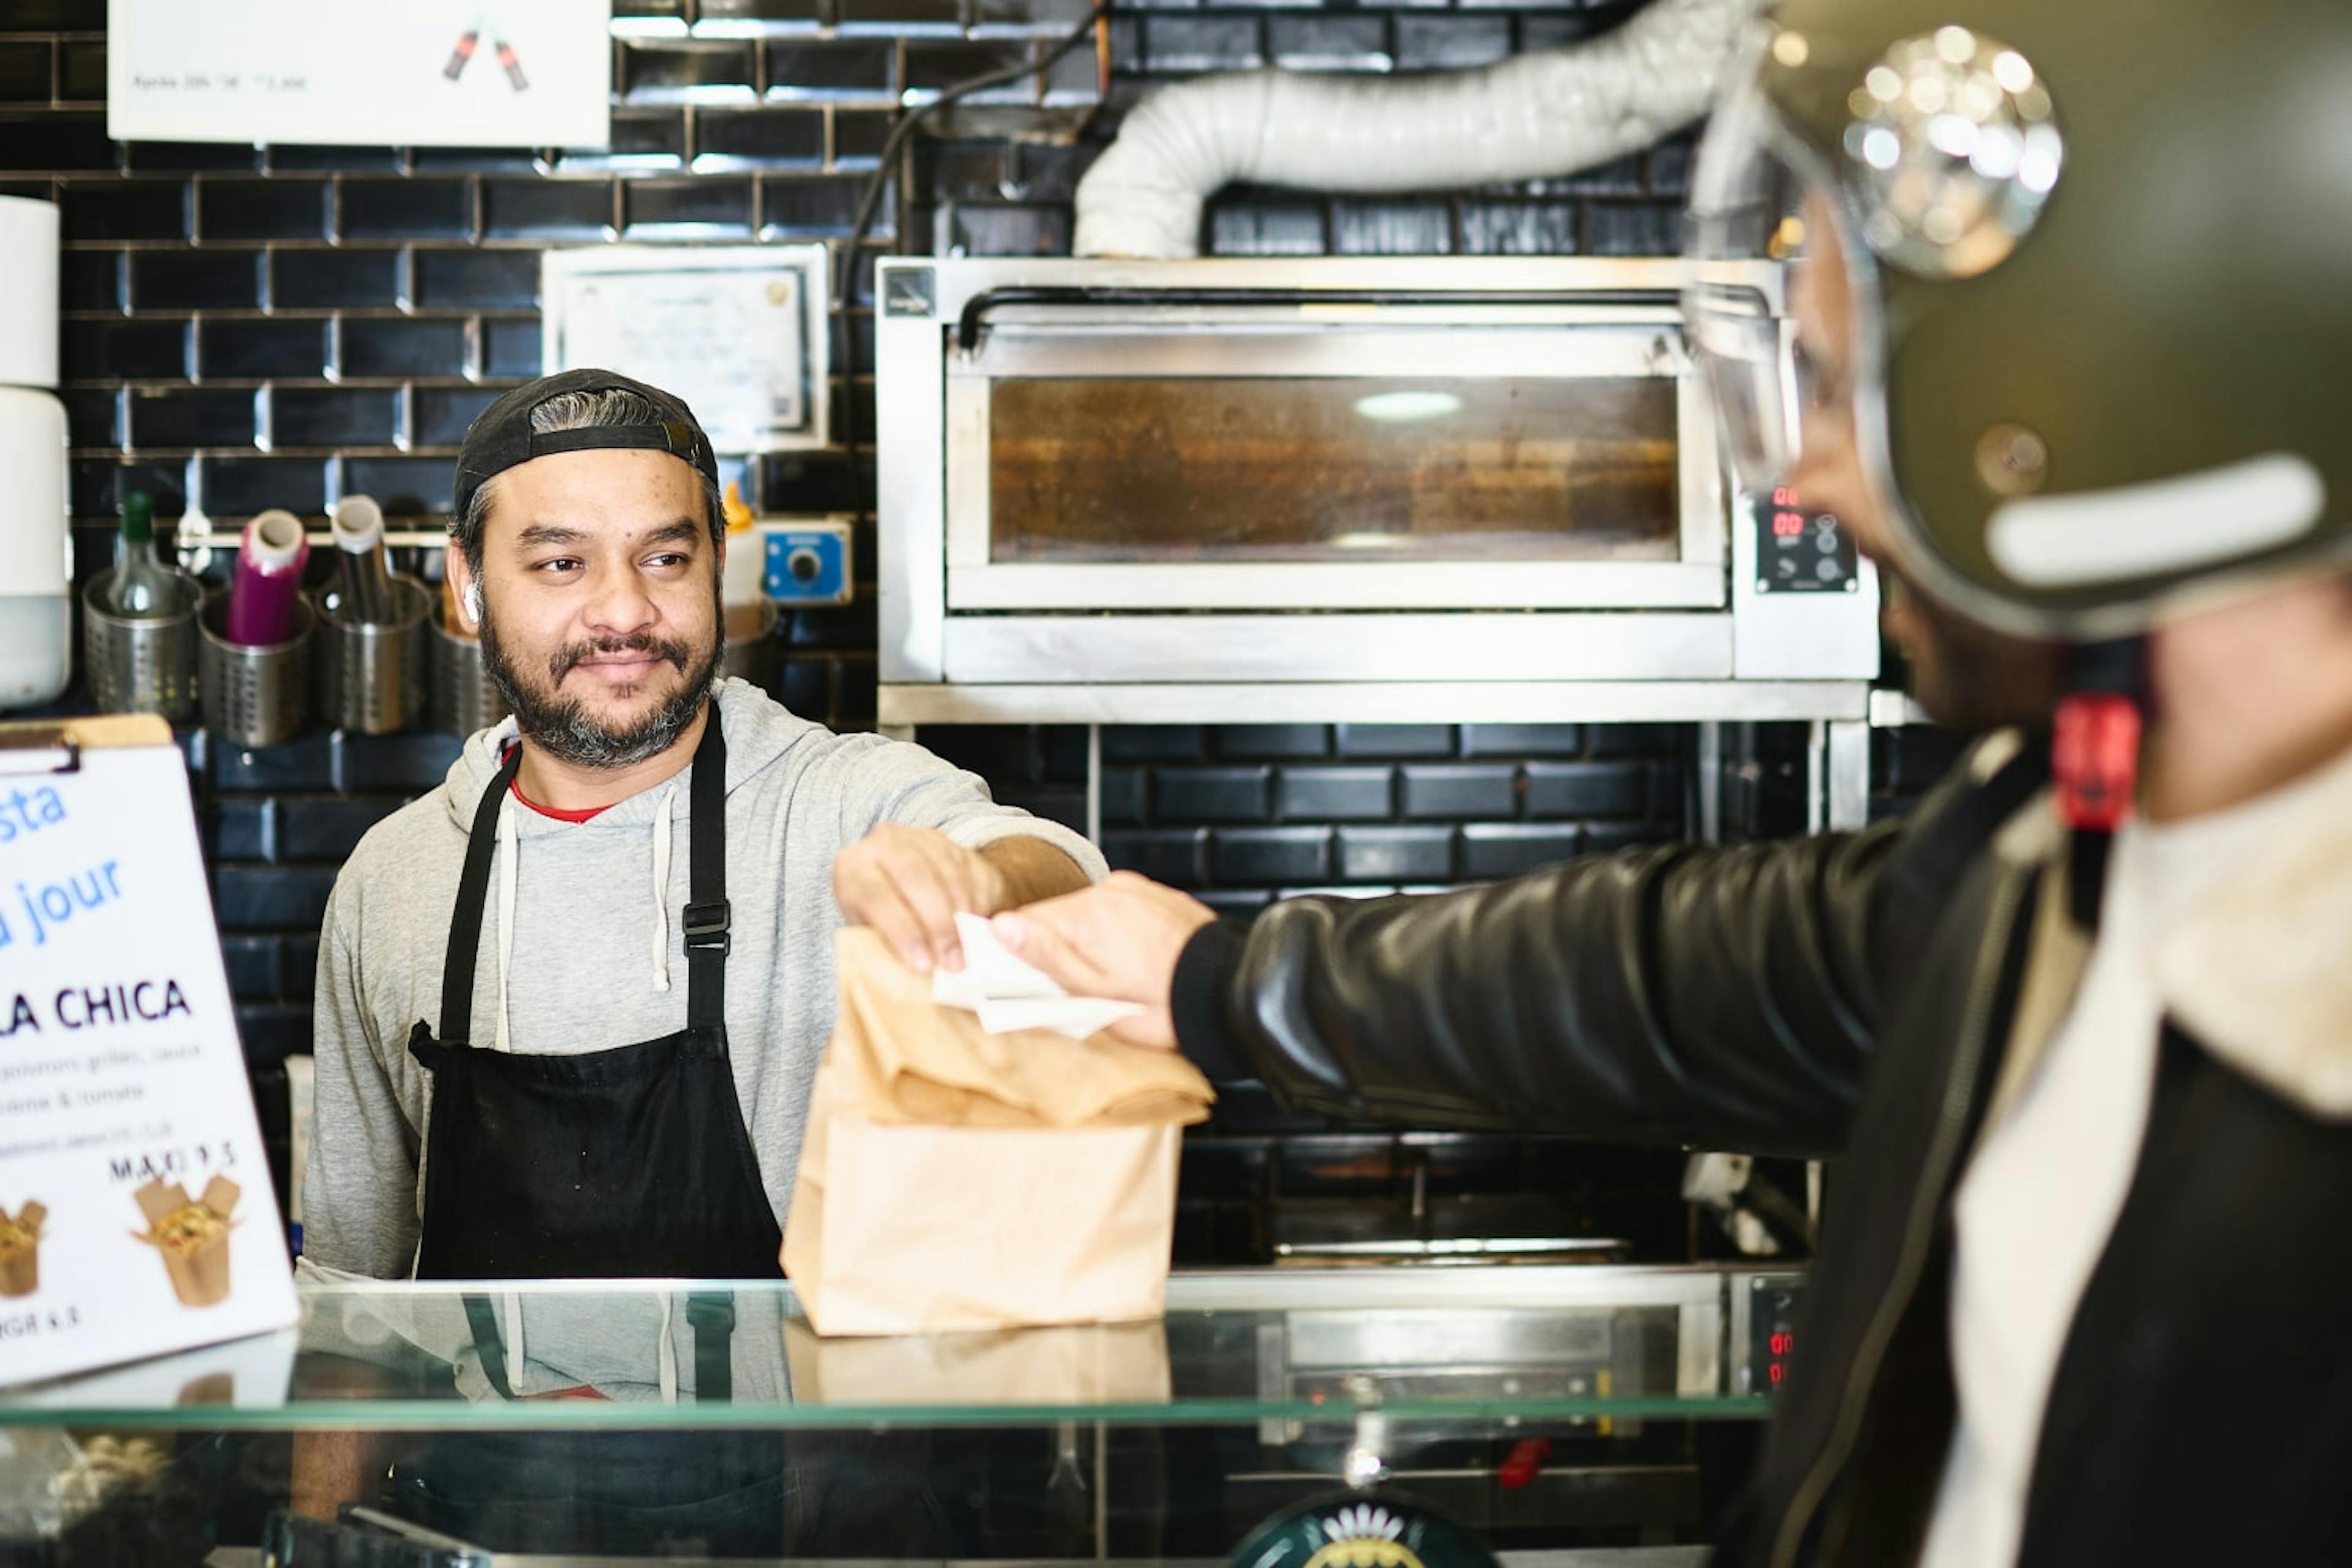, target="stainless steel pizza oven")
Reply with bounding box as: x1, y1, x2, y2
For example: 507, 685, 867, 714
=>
875, 257, 1880, 737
